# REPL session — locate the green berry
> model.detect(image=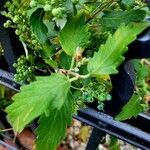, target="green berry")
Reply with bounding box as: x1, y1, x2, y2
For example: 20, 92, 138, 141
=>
51, 0, 56, 5
32, 40, 37, 44
13, 15, 20, 23
5, 2, 11, 7
52, 8, 59, 16
22, 25, 27, 32
98, 85, 105, 92
97, 103, 104, 111
13, 63, 17, 67
6, 20, 11, 26
85, 97, 93, 103
30, 0, 37, 7
9, 4, 15, 11
44, 4, 52, 12
98, 93, 106, 101
52, 7, 65, 18
106, 94, 112, 101
22, 11, 26, 16
15, 29, 20, 35
3, 23, 9, 28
